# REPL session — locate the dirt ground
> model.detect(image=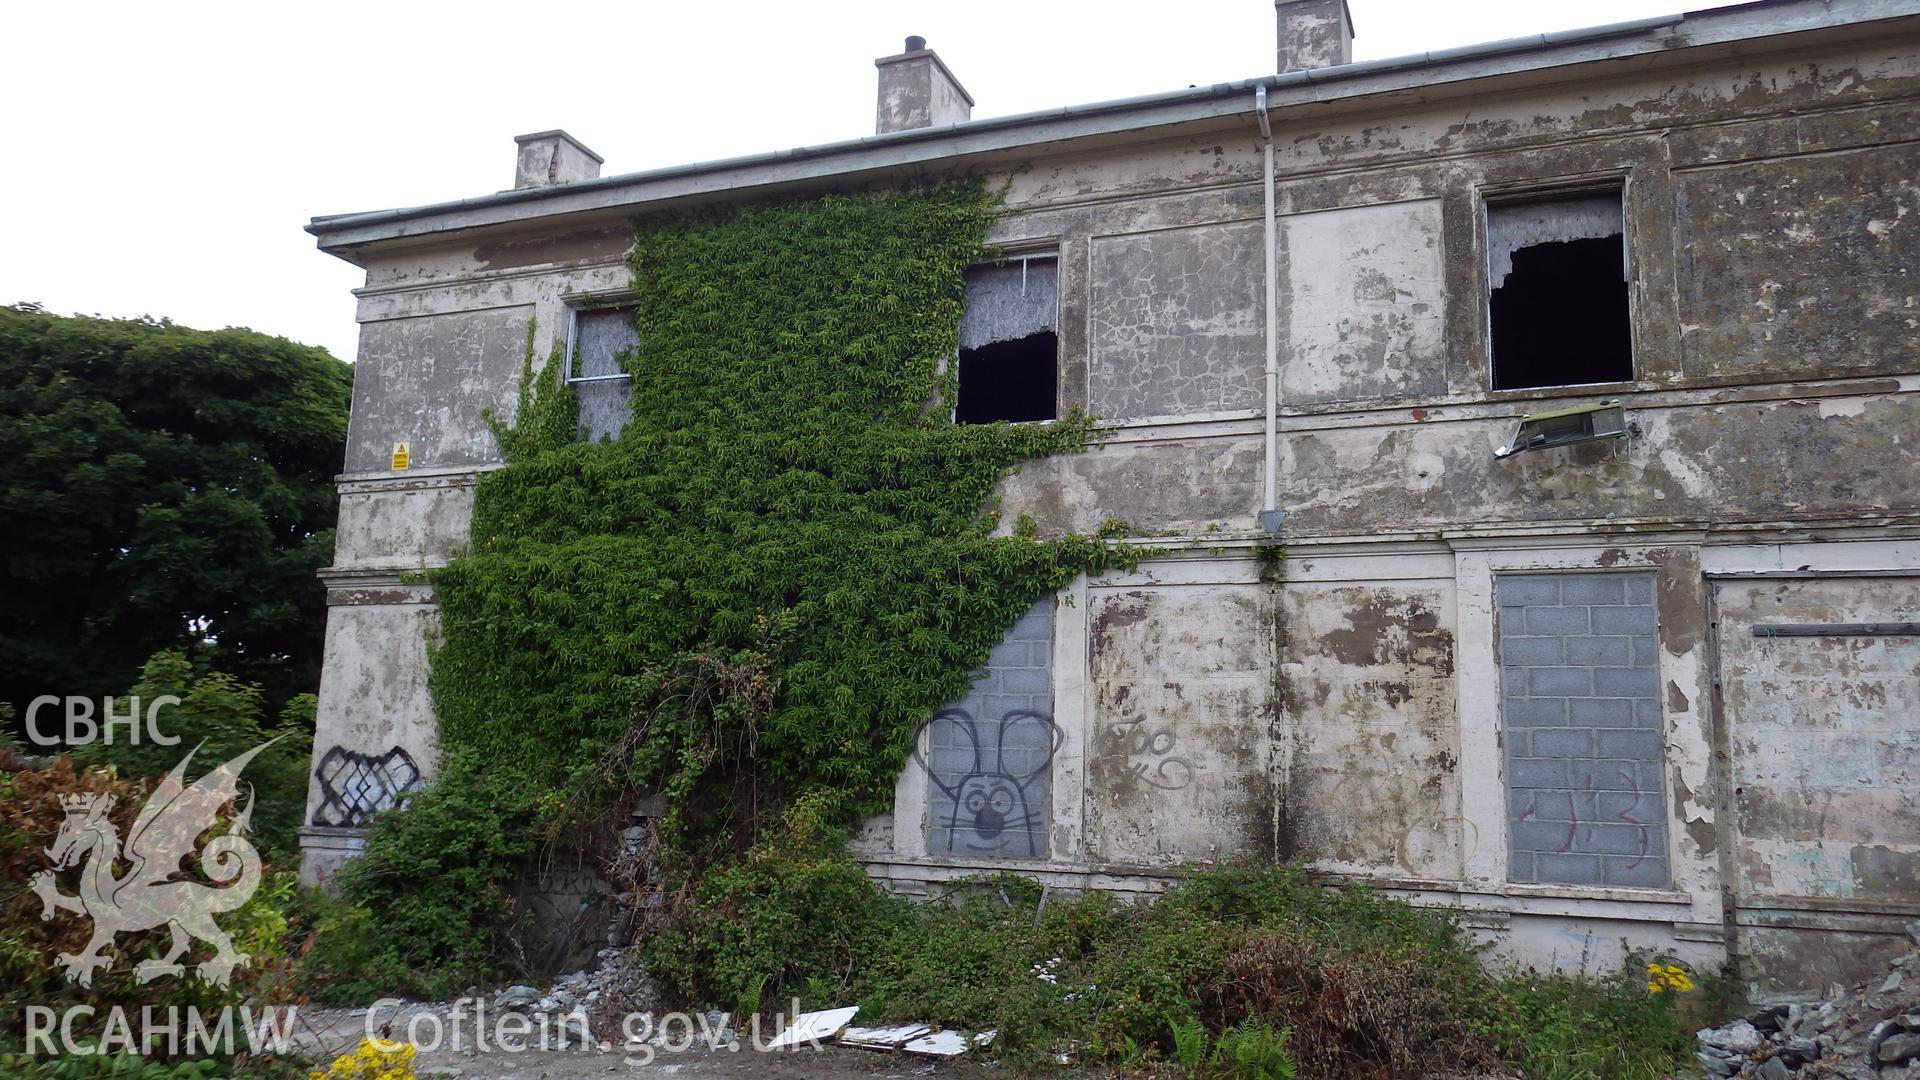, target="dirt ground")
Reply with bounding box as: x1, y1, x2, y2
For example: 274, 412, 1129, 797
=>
293, 1004, 1024, 1079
